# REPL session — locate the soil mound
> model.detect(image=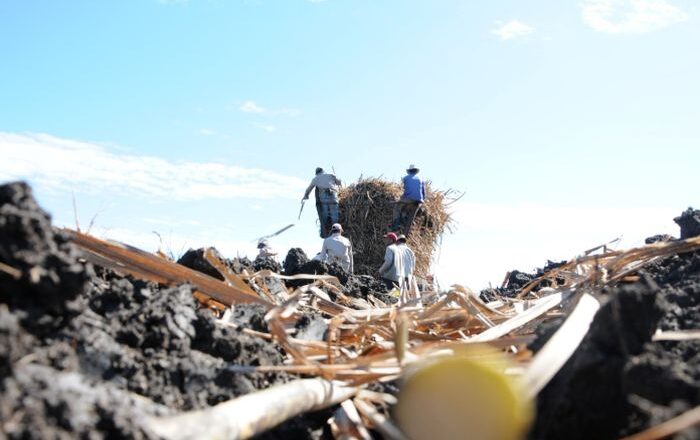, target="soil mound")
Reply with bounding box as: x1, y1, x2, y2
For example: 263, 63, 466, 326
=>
0, 181, 92, 336
530, 249, 700, 440
0, 181, 290, 438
